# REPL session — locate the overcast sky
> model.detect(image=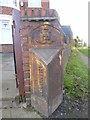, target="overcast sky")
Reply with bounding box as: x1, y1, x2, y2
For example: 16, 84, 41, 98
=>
50, 0, 88, 43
